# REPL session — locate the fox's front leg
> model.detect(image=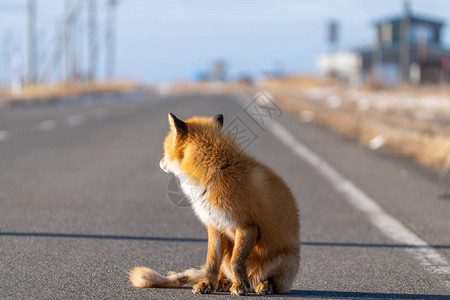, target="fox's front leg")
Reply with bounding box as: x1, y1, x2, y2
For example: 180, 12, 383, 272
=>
192, 225, 225, 294
230, 225, 258, 296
